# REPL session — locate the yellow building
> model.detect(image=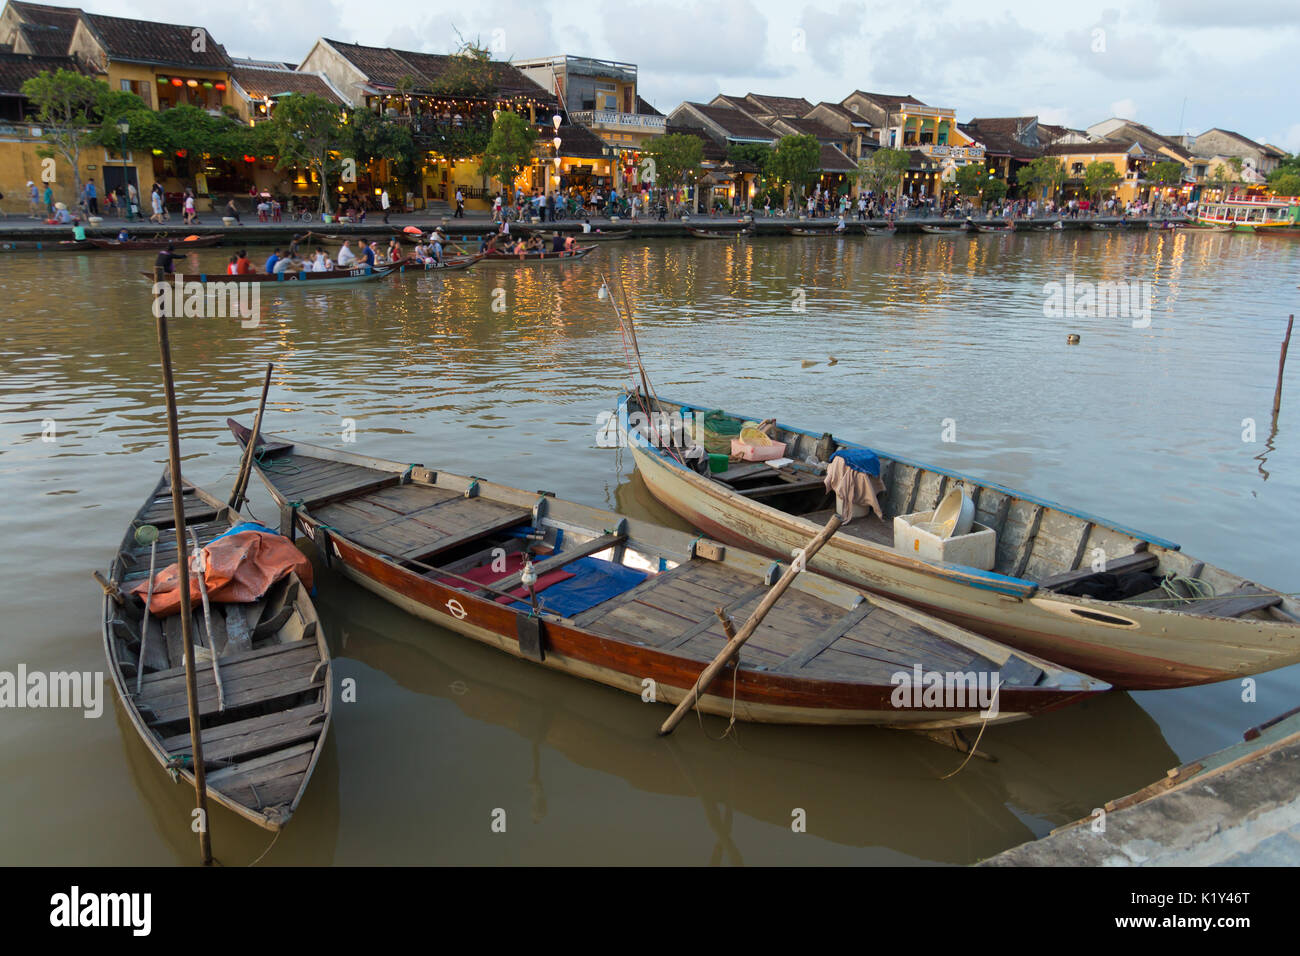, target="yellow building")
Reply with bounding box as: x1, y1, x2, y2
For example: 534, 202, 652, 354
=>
1044, 140, 1151, 203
